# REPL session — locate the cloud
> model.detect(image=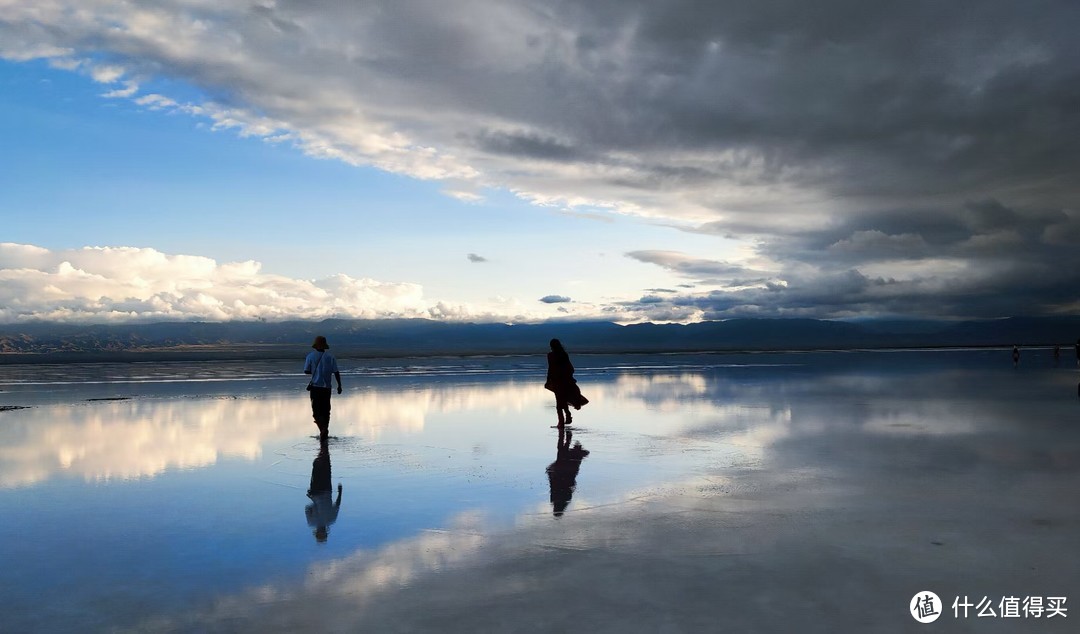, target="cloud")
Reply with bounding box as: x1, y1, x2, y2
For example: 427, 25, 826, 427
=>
3, 1, 1076, 217
466, 253, 487, 263
627, 250, 748, 277
539, 295, 571, 304
2, 2, 1079, 319
626, 250, 773, 286
826, 231, 929, 258
0, 243, 558, 324
620, 244, 1080, 320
